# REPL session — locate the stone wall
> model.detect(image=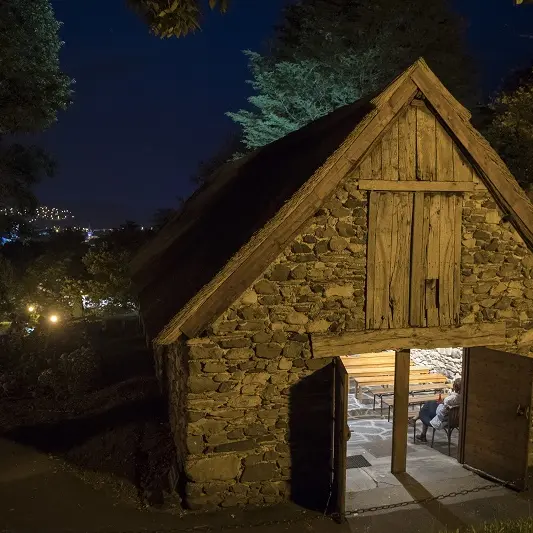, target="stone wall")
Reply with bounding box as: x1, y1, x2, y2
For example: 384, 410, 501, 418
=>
410, 348, 463, 380
460, 175, 533, 348
174, 181, 369, 510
